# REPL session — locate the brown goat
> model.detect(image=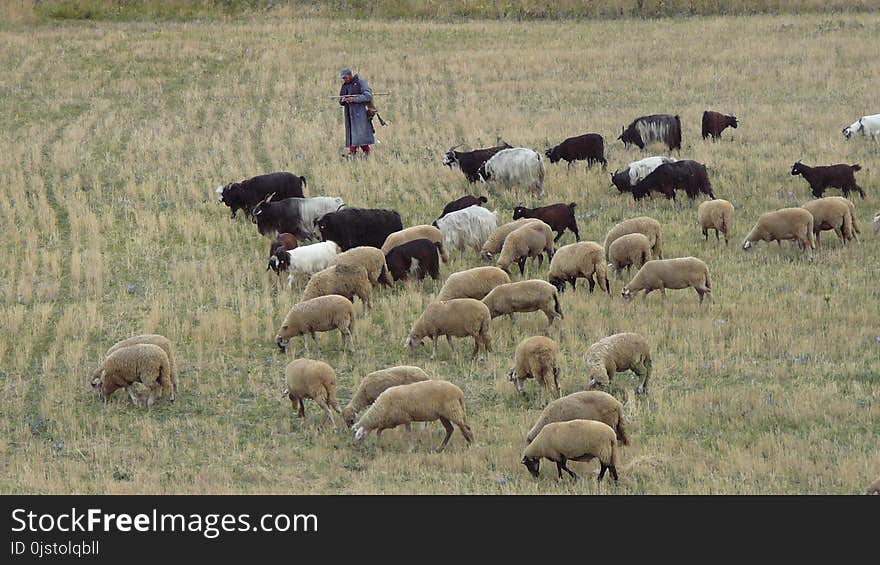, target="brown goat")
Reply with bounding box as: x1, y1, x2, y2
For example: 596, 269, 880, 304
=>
701, 110, 738, 140
791, 161, 865, 199
512, 203, 579, 242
